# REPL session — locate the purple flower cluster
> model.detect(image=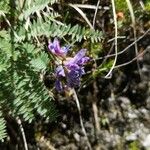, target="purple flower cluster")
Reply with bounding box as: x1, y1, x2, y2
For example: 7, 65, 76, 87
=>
48, 38, 90, 92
